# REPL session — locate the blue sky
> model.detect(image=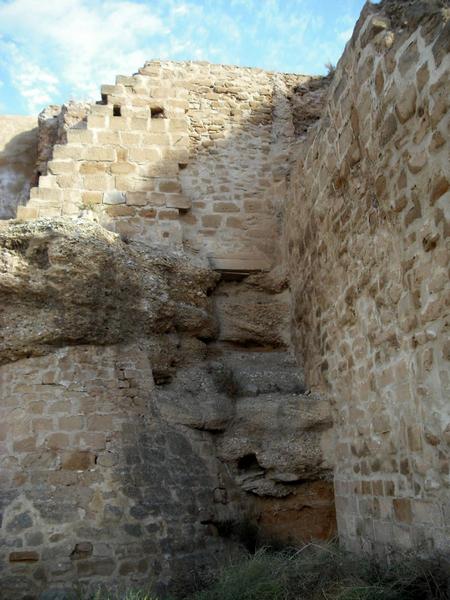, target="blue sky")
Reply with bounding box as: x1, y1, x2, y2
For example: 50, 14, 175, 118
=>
0, 0, 367, 115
